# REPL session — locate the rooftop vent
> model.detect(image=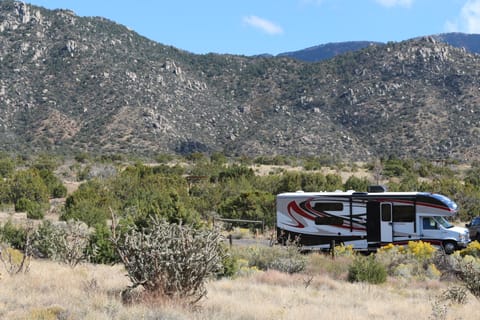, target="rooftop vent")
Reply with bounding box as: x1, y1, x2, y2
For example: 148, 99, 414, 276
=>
367, 185, 387, 193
